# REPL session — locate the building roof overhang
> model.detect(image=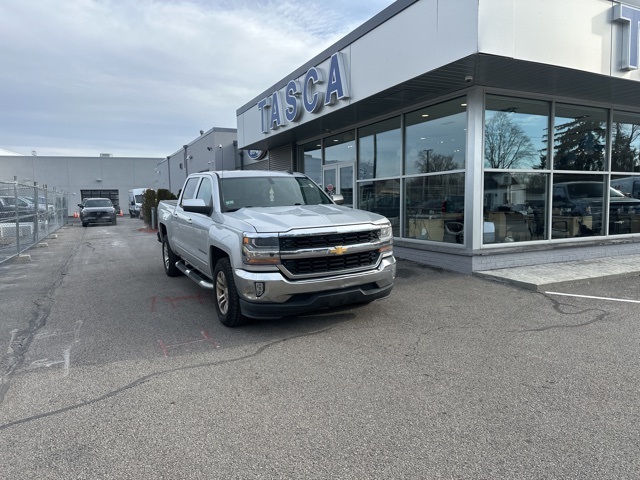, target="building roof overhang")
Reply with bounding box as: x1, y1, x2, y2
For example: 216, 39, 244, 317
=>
242, 53, 640, 152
